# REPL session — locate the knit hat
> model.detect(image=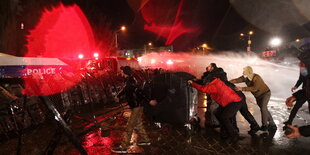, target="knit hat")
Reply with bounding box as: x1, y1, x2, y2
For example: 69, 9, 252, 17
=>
243, 66, 254, 80
120, 66, 133, 75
